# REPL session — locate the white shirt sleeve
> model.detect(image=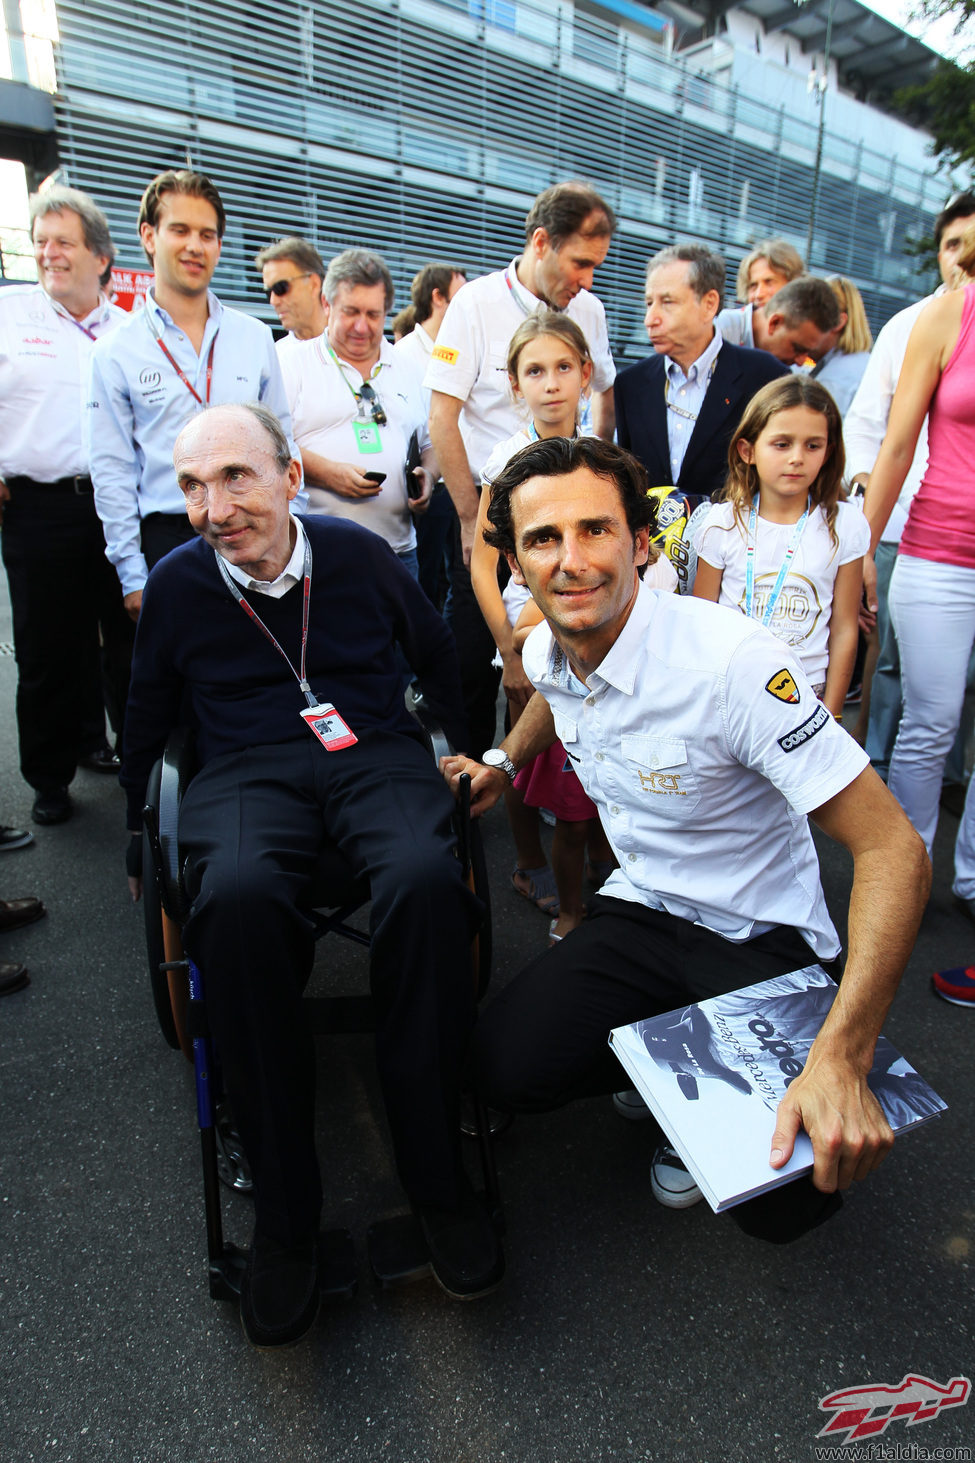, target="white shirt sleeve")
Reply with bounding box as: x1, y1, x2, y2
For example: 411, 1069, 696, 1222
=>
722, 630, 869, 815
422, 289, 482, 403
